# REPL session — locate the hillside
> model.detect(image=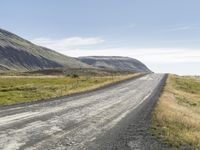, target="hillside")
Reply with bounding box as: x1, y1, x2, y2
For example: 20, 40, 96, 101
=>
0, 28, 90, 72
79, 56, 151, 72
